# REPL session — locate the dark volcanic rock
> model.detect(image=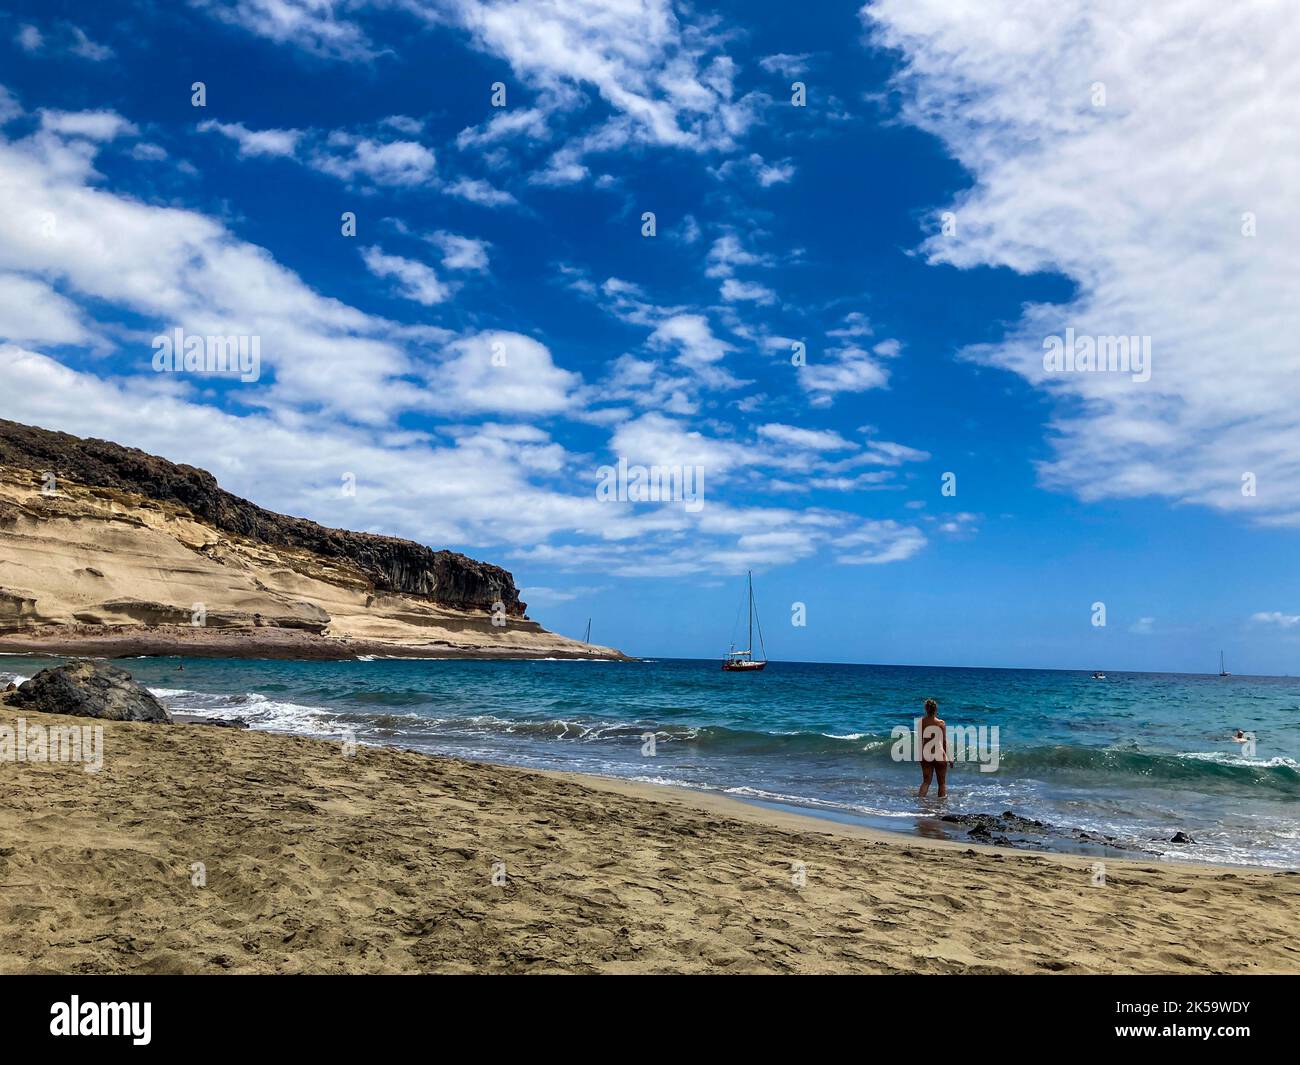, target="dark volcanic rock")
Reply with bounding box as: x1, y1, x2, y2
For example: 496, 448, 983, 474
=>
1170, 831, 1196, 845
0, 419, 525, 616
189, 717, 250, 729
940, 809, 1148, 854
11, 660, 171, 722
942, 810, 1049, 834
